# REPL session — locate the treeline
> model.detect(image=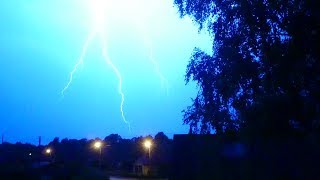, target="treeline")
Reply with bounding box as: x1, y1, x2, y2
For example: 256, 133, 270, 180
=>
0, 132, 172, 172
48, 132, 172, 170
